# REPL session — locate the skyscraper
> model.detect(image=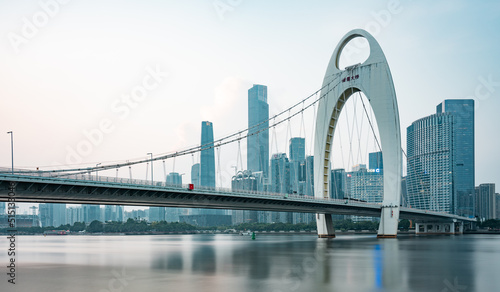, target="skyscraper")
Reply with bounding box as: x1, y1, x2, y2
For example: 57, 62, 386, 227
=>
305, 155, 314, 196
331, 169, 346, 200
165, 172, 183, 221
437, 99, 475, 217
407, 99, 475, 216
270, 153, 292, 223
231, 170, 258, 225
200, 121, 216, 188
289, 137, 306, 195
149, 207, 166, 222
199, 121, 225, 217
248, 84, 269, 177
38, 203, 66, 227
407, 112, 454, 213
476, 183, 496, 220
369, 151, 383, 171
191, 163, 200, 185
83, 204, 101, 223
167, 172, 183, 185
